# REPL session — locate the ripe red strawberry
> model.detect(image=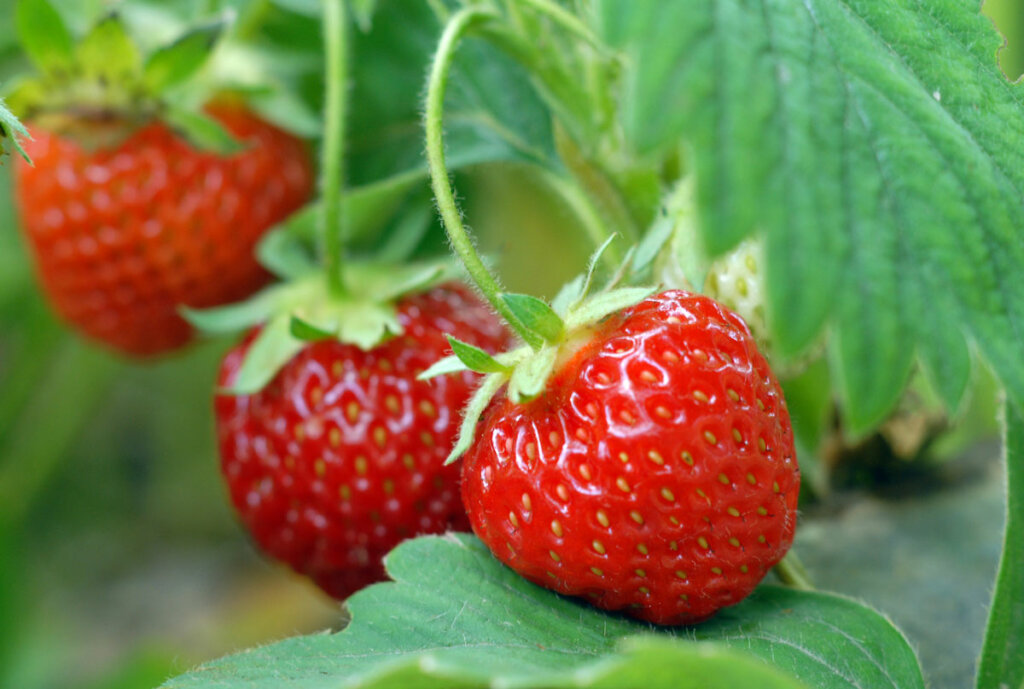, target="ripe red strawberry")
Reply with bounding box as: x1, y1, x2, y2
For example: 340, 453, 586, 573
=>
460, 290, 799, 625
14, 102, 314, 356
215, 283, 510, 599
